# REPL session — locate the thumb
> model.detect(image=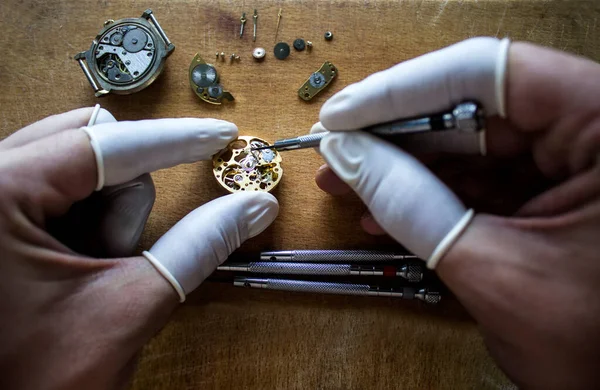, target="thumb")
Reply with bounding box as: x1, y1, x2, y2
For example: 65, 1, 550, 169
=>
143, 192, 279, 299
320, 131, 469, 262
